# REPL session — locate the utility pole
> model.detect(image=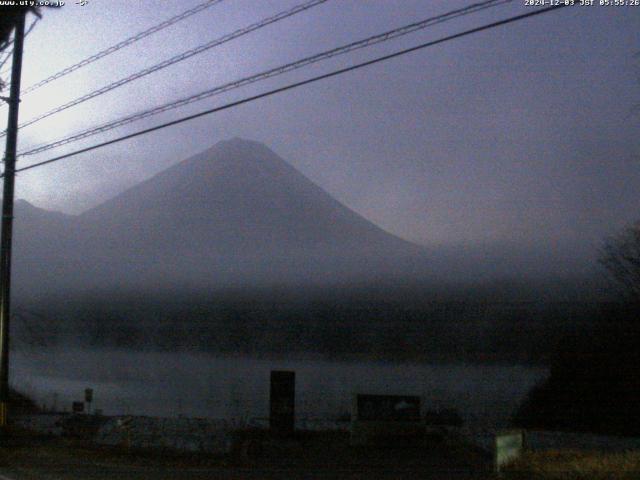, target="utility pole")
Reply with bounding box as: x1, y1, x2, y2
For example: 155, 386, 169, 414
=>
0, 12, 26, 427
